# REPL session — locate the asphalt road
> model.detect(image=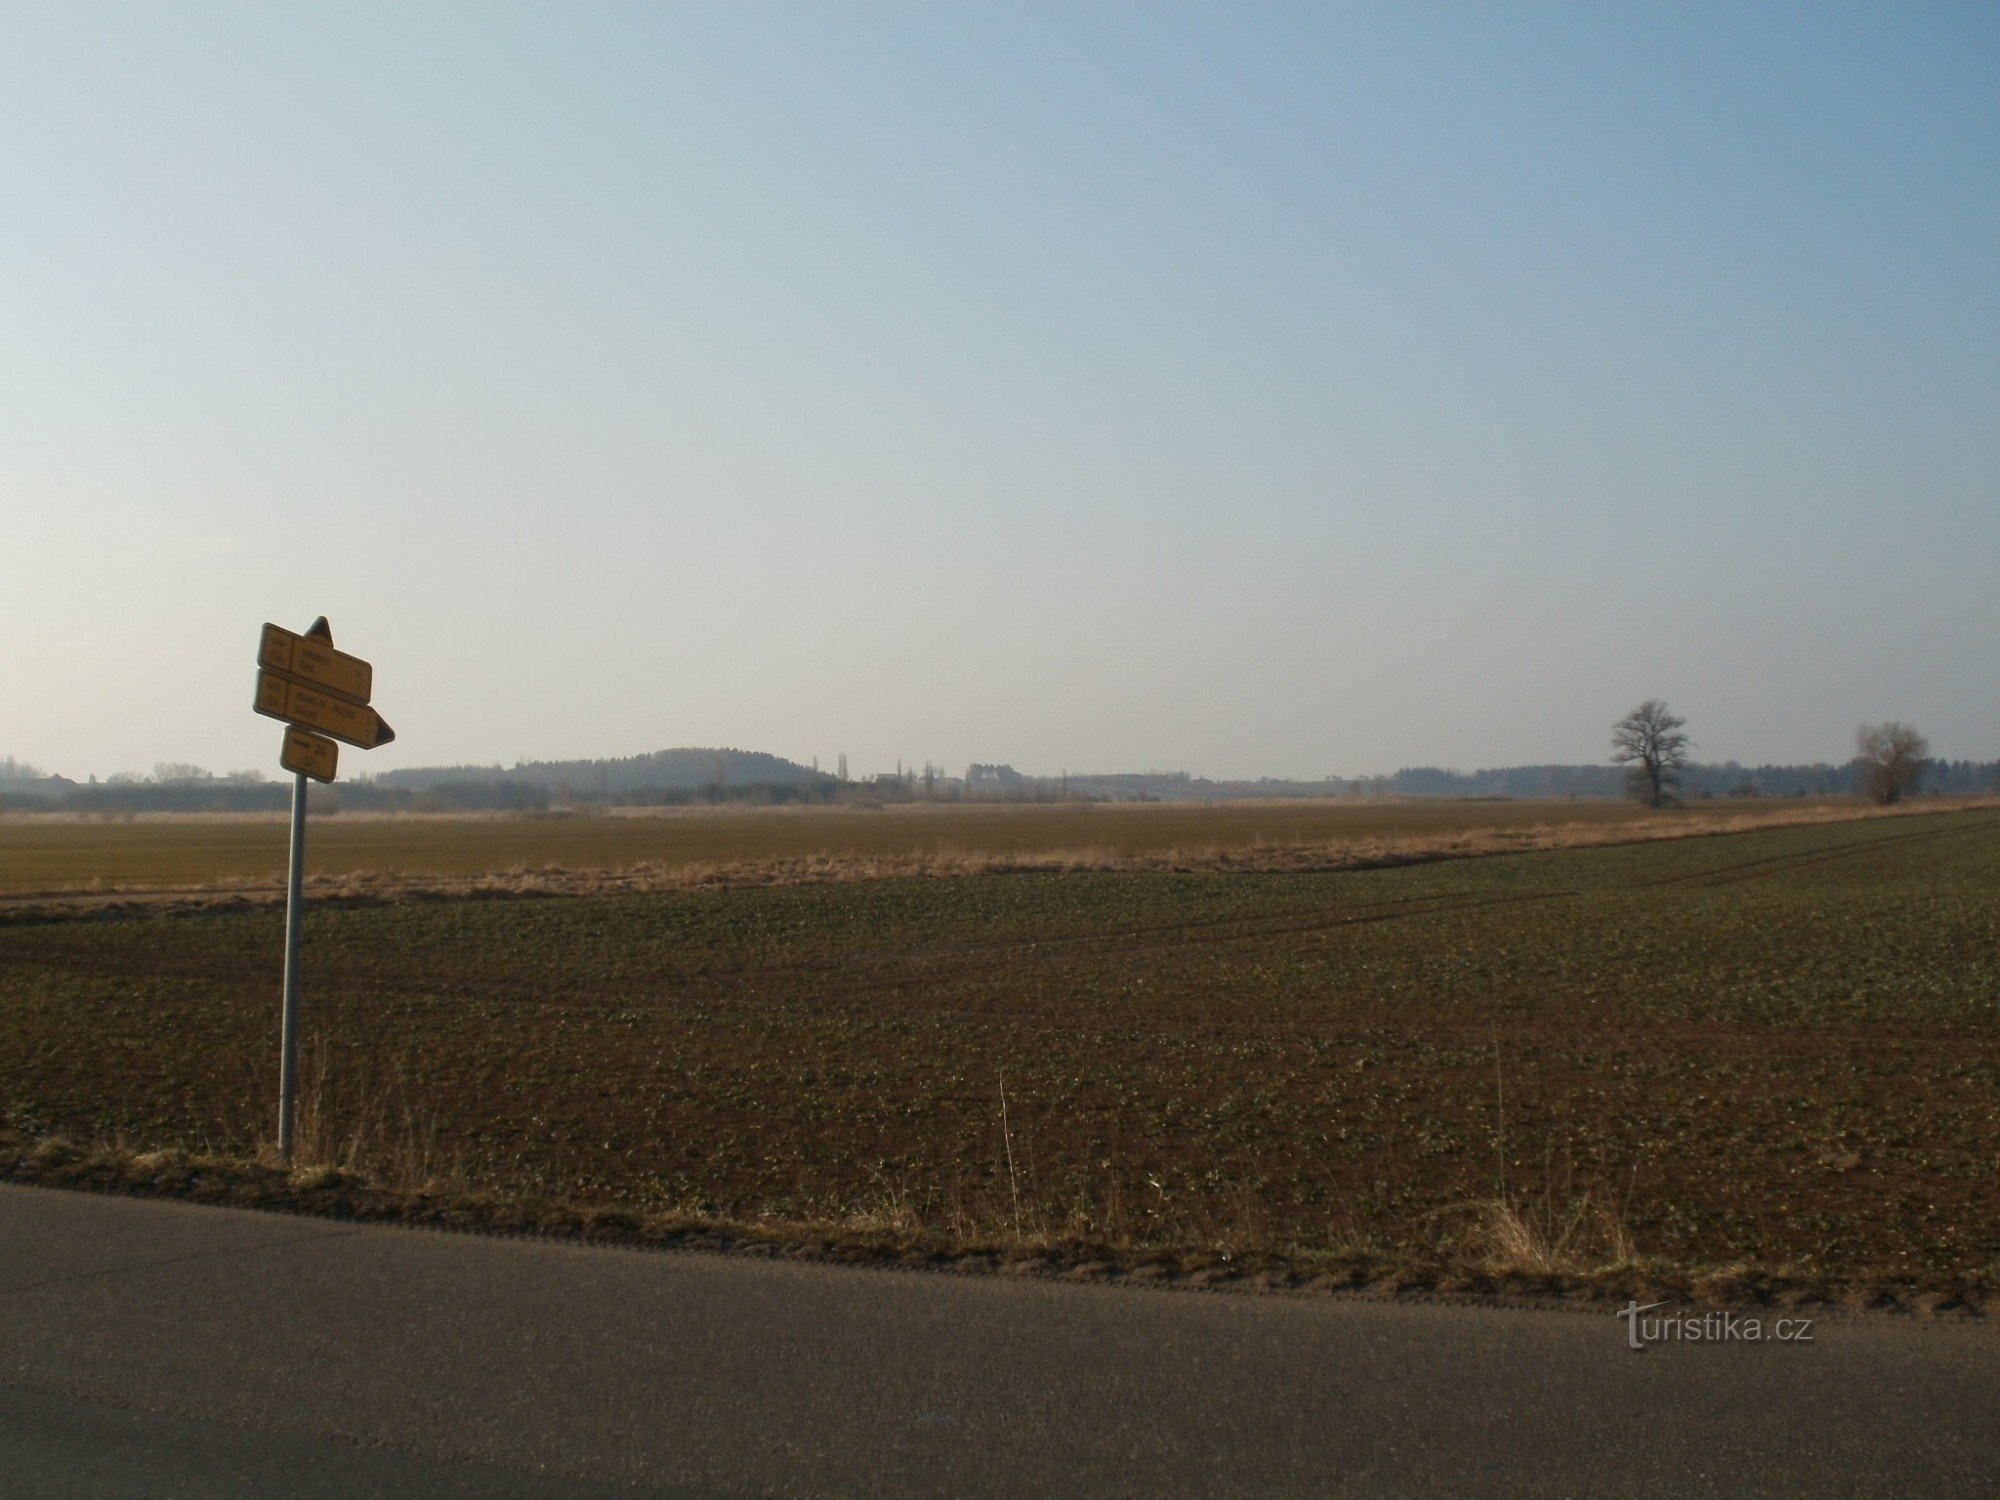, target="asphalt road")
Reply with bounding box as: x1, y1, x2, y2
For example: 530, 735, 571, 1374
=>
0, 1185, 1993, 1498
